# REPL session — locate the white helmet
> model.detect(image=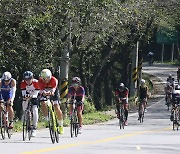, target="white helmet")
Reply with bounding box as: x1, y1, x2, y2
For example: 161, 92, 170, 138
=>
72, 77, 81, 83
40, 69, 52, 80
141, 79, 145, 85
2, 71, 12, 81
